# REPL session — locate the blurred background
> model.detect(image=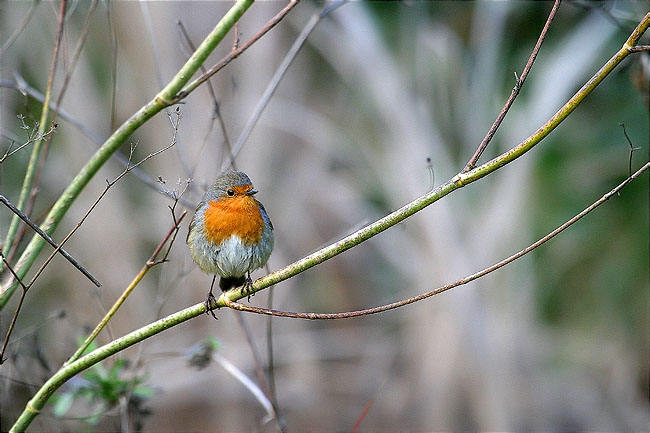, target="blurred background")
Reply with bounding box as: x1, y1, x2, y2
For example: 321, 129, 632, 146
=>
1, 1, 648, 431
